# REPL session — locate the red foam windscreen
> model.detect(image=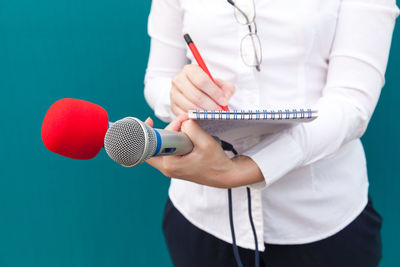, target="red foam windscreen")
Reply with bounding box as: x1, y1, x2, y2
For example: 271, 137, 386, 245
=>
41, 98, 109, 160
